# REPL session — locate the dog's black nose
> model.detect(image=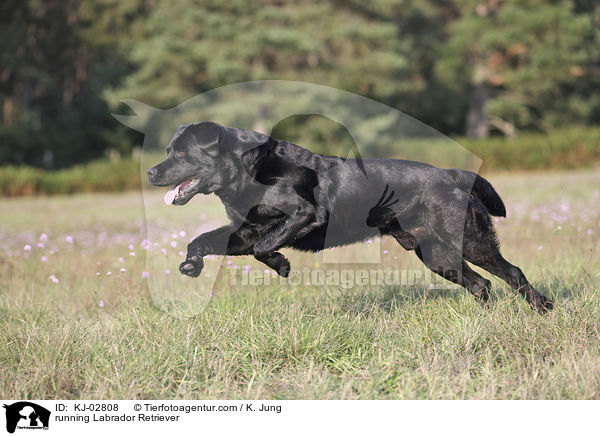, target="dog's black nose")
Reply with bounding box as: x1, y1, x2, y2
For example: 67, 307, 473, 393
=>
147, 167, 158, 180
